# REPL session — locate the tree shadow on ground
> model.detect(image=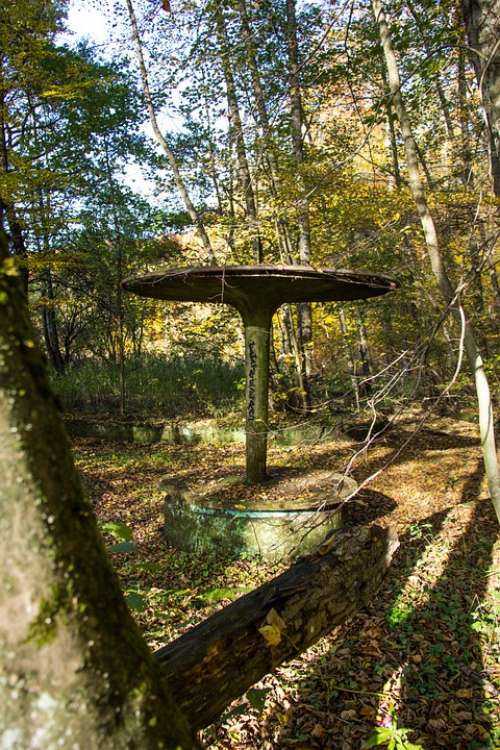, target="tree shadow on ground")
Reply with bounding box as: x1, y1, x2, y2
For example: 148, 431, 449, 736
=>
277, 423, 481, 497
384, 470, 497, 749
218, 459, 497, 749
